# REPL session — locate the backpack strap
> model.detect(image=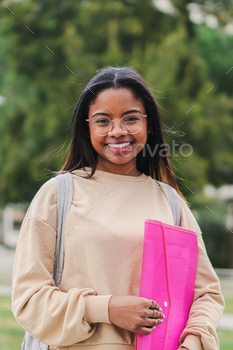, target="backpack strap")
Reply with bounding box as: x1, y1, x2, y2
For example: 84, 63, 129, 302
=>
21, 173, 73, 349
53, 172, 73, 287
156, 180, 181, 226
